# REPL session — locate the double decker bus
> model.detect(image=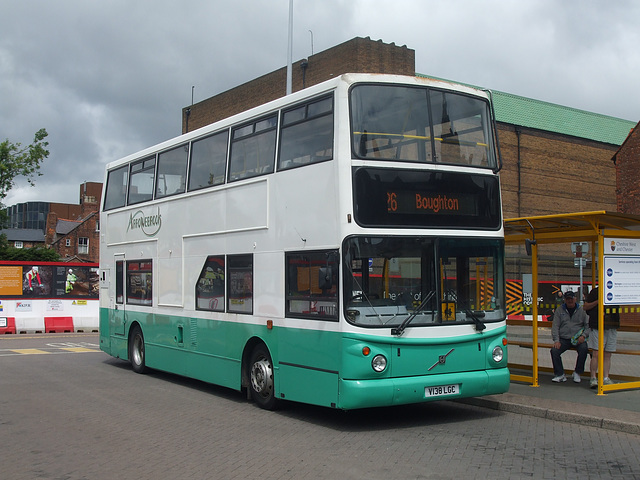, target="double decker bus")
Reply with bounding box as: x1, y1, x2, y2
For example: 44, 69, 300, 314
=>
99, 73, 508, 410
